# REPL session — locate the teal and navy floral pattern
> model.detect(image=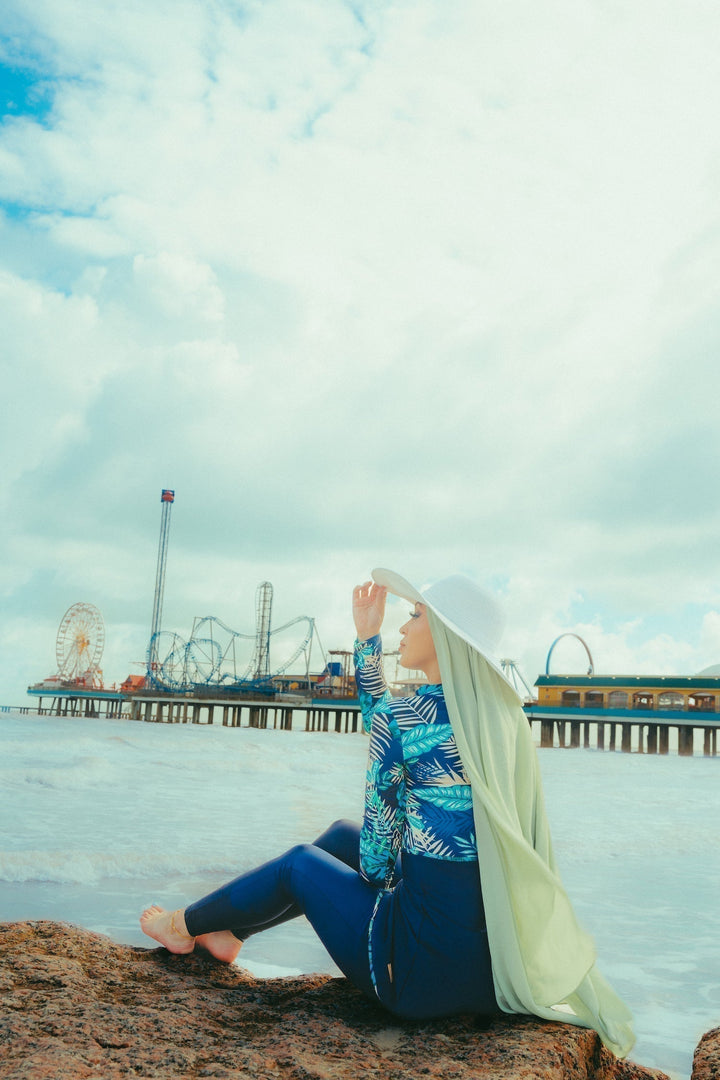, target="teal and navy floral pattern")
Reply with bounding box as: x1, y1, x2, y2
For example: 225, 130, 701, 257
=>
355, 635, 477, 889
